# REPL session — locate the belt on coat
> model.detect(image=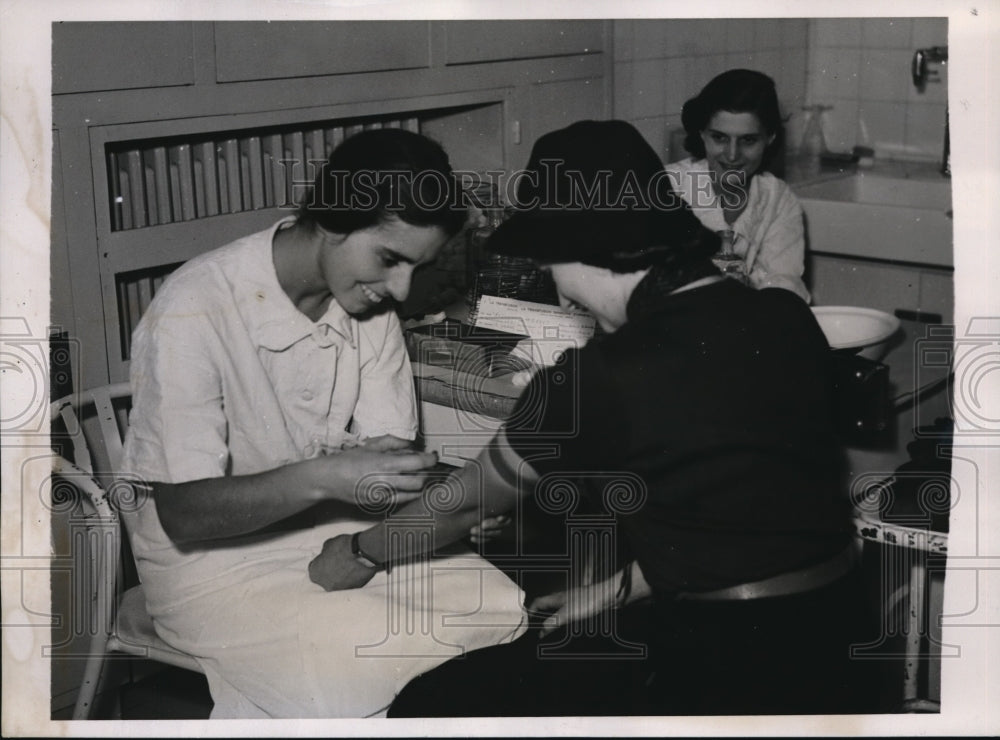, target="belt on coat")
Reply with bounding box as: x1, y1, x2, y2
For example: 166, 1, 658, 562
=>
675, 544, 859, 602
